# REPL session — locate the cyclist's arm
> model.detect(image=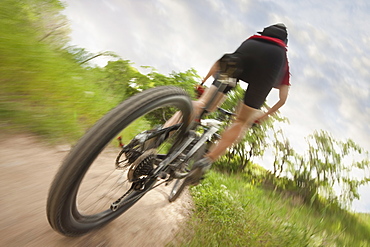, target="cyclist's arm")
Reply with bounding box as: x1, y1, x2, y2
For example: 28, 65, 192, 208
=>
201, 61, 220, 85
256, 84, 289, 122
